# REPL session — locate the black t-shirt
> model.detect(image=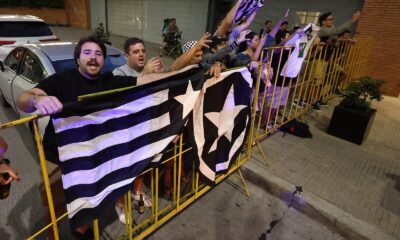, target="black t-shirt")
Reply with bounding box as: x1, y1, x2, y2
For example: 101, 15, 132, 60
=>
259, 28, 270, 37
275, 29, 289, 45
36, 69, 137, 164
271, 49, 296, 87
